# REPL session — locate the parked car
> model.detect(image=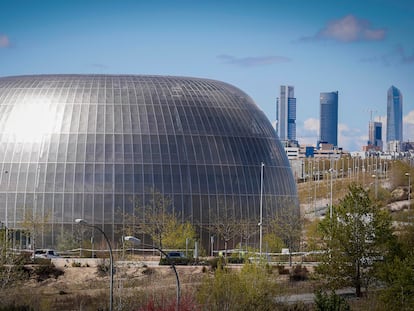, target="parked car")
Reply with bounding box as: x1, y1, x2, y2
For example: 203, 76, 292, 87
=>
34, 249, 60, 259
